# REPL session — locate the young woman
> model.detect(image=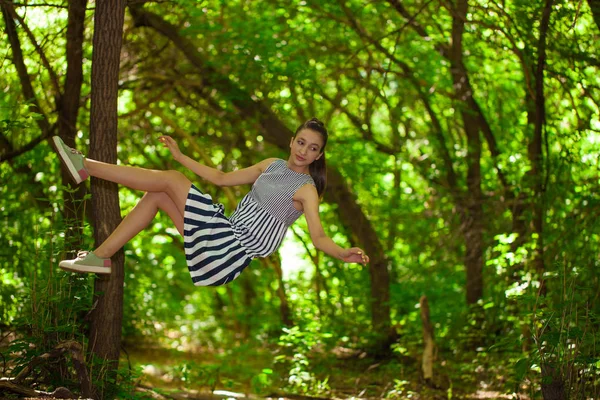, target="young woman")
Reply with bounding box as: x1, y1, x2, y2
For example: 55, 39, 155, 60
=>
54, 118, 369, 286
